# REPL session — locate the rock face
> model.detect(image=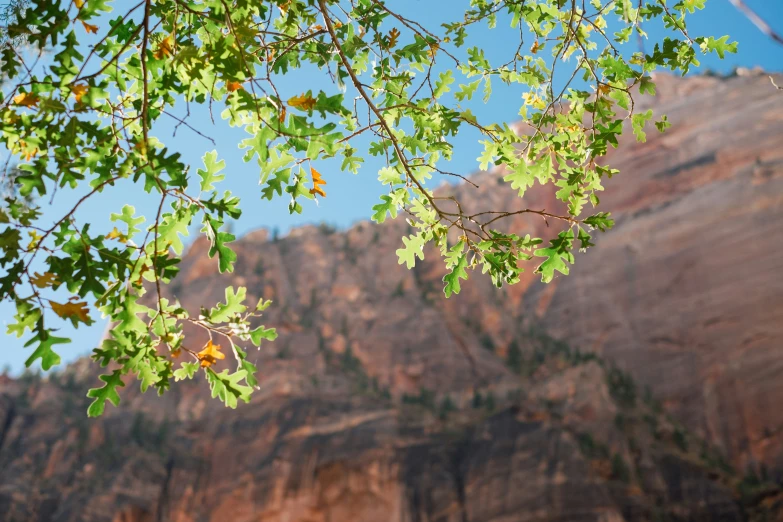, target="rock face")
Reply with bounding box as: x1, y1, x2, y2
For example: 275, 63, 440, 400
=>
0, 72, 781, 522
